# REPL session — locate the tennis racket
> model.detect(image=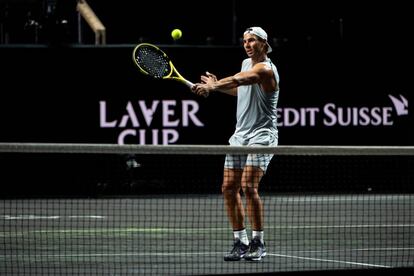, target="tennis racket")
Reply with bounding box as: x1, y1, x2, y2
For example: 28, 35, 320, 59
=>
133, 43, 206, 97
